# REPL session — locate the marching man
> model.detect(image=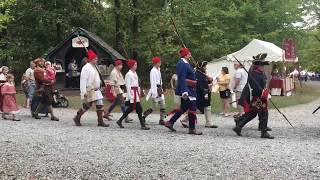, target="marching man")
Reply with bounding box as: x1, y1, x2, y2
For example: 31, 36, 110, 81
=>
116, 59, 150, 130
233, 53, 274, 139
73, 49, 109, 127
146, 57, 166, 125
104, 59, 133, 123
164, 47, 202, 135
